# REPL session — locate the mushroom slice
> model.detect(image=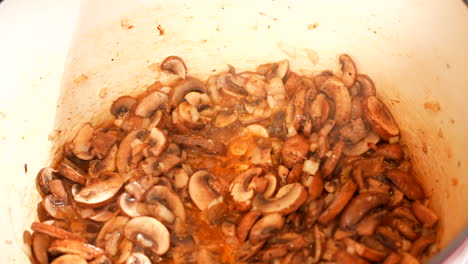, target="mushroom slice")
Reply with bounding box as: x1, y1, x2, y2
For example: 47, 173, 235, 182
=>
96, 216, 129, 256
340, 118, 368, 143
124, 216, 170, 255
145, 185, 186, 235
176, 101, 205, 129
71, 122, 95, 160
409, 234, 436, 257
400, 252, 420, 264
31, 222, 85, 242
89, 144, 118, 177
161, 56, 187, 79
281, 135, 309, 168
57, 158, 87, 185
319, 78, 352, 126
116, 129, 148, 174
335, 250, 369, 264
249, 173, 278, 198
237, 210, 262, 243
344, 238, 387, 262
355, 210, 388, 236
246, 124, 270, 138
126, 252, 152, 264
51, 254, 87, 264
383, 215, 419, 241
135, 90, 168, 118
172, 134, 226, 155
48, 239, 105, 260
188, 170, 226, 211
111, 96, 137, 117
318, 180, 357, 224
321, 141, 345, 178
236, 241, 266, 262
340, 192, 390, 228
267, 77, 286, 108
169, 77, 206, 107
252, 182, 307, 215
355, 74, 376, 97
36, 167, 57, 197
343, 131, 380, 156
374, 143, 403, 162
74, 172, 124, 207
305, 171, 324, 200
229, 168, 262, 211
148, 127, 168, 157
385, 169, 425, 200
351, 96, 364, 119
375, 226, 402, 250
91, 129, 119, 159
32, 232, 50, 264
214, 110, 238, 128
363, 96, 399, 141
383, 252, 402, 264
339, 54, 357, 87
119, 192, 142, 217
411, 200, 438, 228
309, 93, 330, 130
